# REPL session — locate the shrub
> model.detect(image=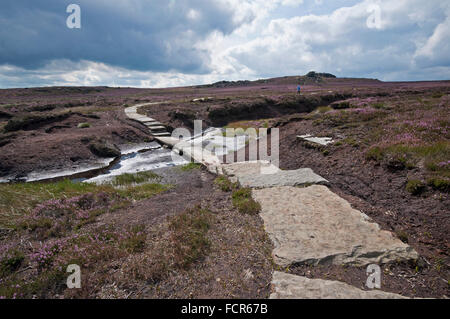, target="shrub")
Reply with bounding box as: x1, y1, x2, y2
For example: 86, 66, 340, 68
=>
427, 178, 450, 192
0, 249, 25, 276
169, 205, 213, 268
120, 225, 146, 253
